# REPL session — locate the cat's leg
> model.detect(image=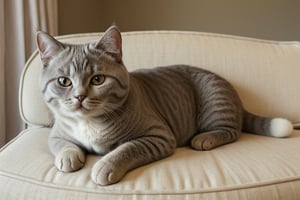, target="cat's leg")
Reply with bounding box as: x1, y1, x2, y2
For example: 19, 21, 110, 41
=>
190, 69, 245, 150
190, 128, 240, 151
91, 130, 176, 185
49, 135, 86, 172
